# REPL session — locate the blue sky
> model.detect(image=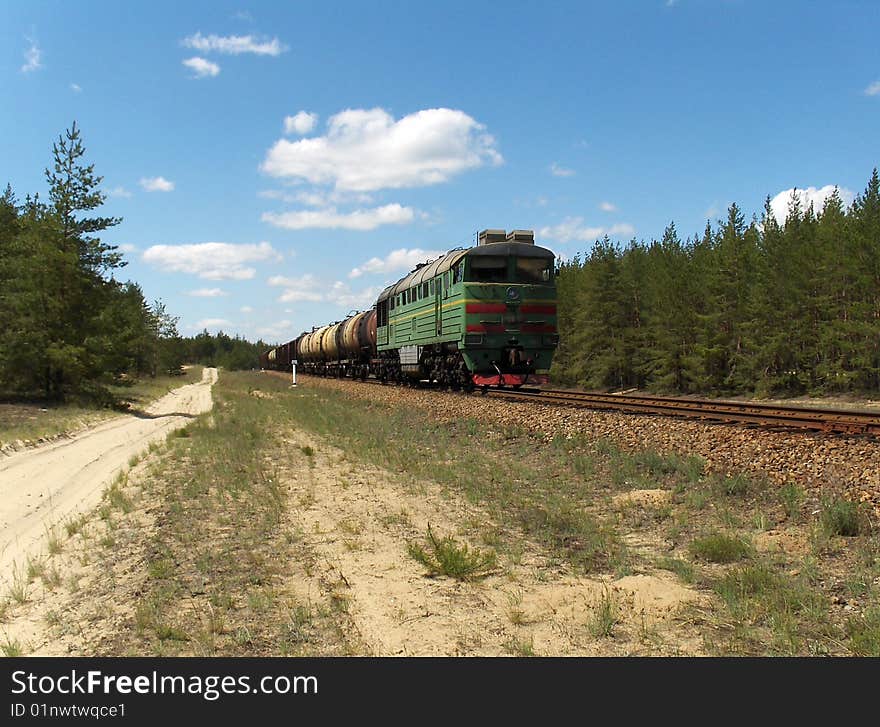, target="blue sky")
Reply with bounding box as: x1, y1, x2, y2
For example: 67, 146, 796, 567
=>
3, 1, 878, 344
